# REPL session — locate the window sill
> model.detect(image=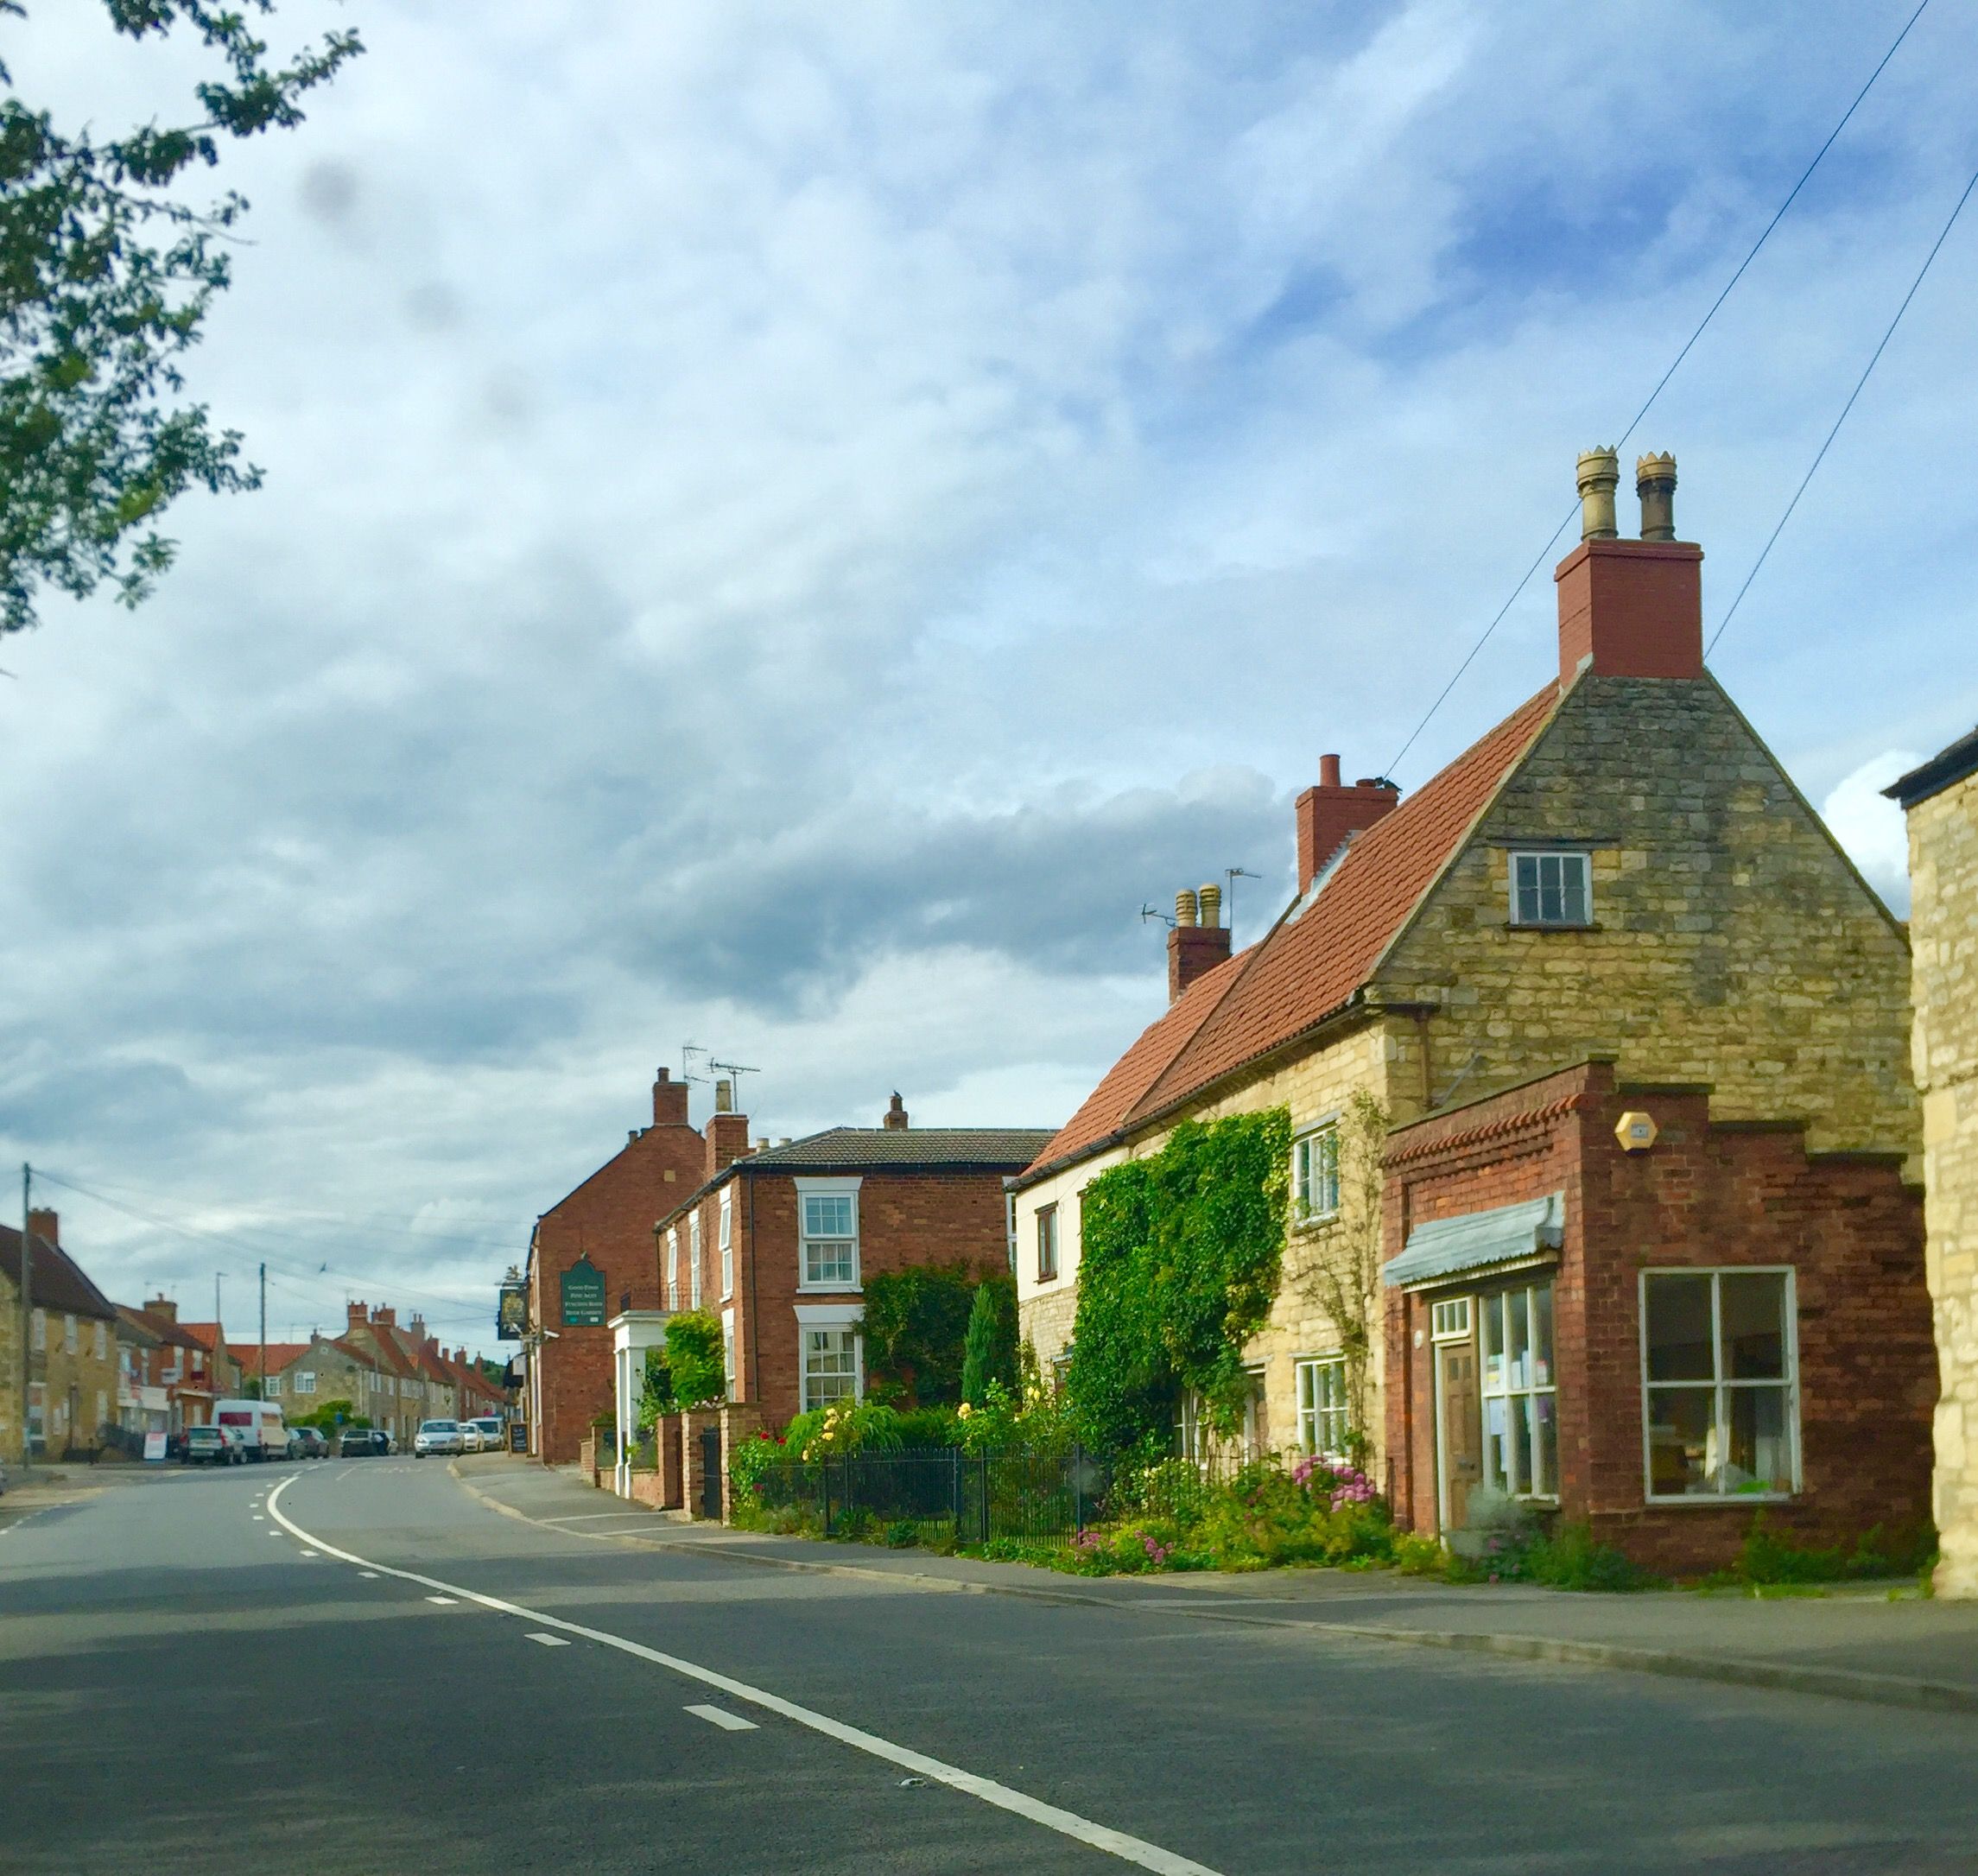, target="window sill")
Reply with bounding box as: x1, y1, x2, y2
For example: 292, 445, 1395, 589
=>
1291, 1210, 1341, 1232
1645, 1493, 1797, 1508
796, 1282, 862, 1296
1505, 921, 1601, 933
